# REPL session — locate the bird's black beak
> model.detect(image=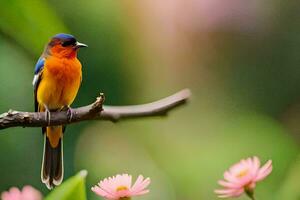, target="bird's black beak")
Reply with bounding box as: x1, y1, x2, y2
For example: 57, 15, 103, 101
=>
75, 41, 88, 48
